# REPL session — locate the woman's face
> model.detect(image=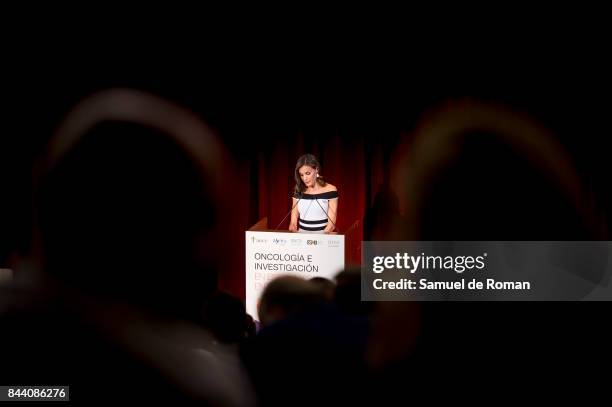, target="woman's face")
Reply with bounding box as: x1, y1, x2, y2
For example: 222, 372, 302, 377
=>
298, 165, 317, 188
